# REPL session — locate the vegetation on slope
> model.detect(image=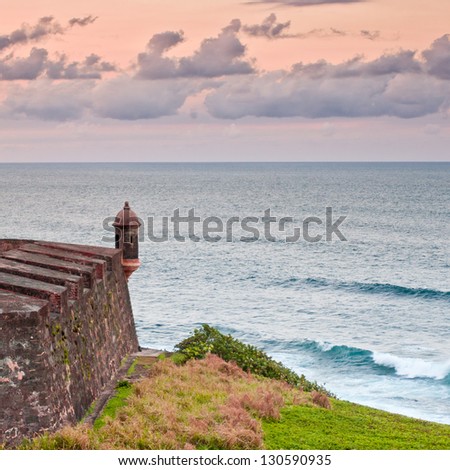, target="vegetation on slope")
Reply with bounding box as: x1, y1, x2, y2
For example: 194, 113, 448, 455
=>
22, 354, 310, 450
20, 326, 450, 450
264, 400, 450, 450
175, 324, 330, 394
